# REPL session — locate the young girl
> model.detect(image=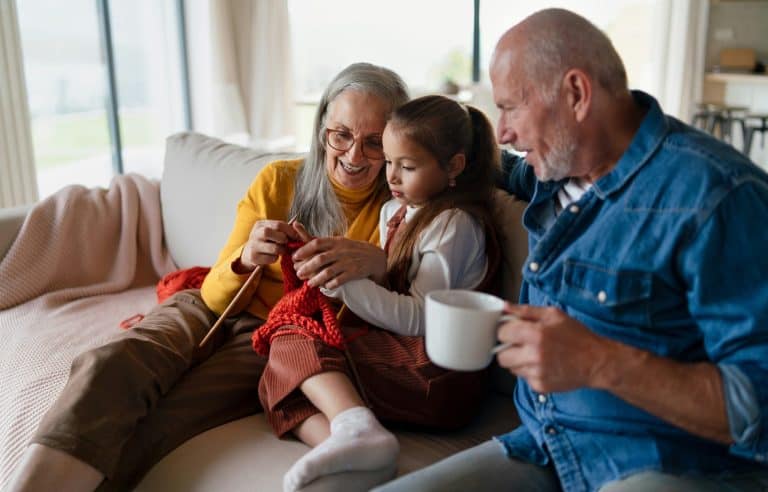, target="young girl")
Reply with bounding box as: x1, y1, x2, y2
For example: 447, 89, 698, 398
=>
256, 95, 501, 491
